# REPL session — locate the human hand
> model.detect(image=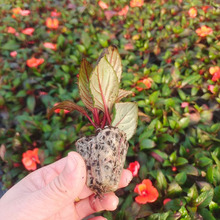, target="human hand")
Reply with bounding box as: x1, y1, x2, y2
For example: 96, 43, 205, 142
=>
0, 152, 132, 220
